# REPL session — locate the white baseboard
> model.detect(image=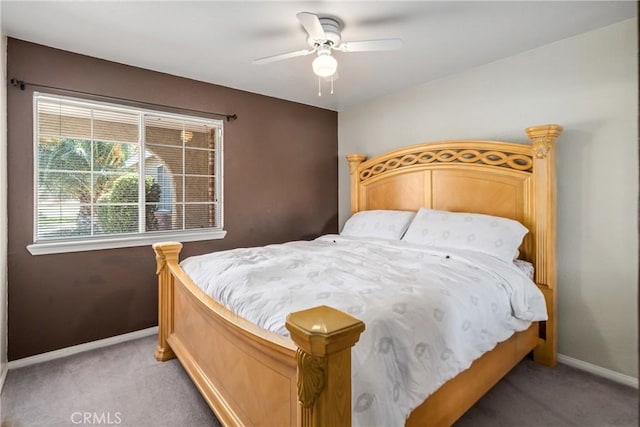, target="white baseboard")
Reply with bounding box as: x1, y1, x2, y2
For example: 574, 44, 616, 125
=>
558, 353, 638, 389
7, 326, 158, 370
0, 363, 7, 394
